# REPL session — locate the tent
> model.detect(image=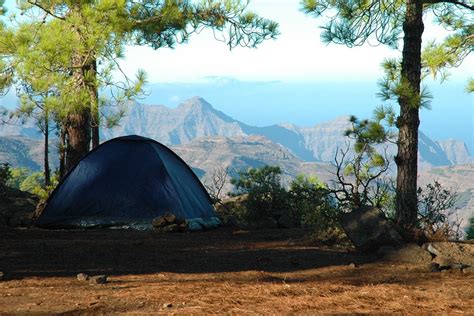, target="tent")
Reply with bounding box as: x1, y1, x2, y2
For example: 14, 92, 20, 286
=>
35, 135, 219, 229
